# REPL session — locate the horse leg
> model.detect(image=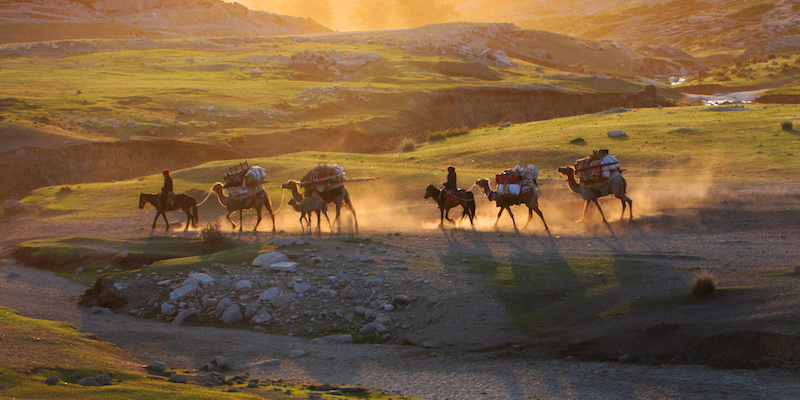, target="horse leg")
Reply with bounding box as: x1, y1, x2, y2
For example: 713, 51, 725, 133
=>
184, 208, 192, 230
439, 208, 445, 227
151, 212, 160, 229
161, 211, 170, 230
